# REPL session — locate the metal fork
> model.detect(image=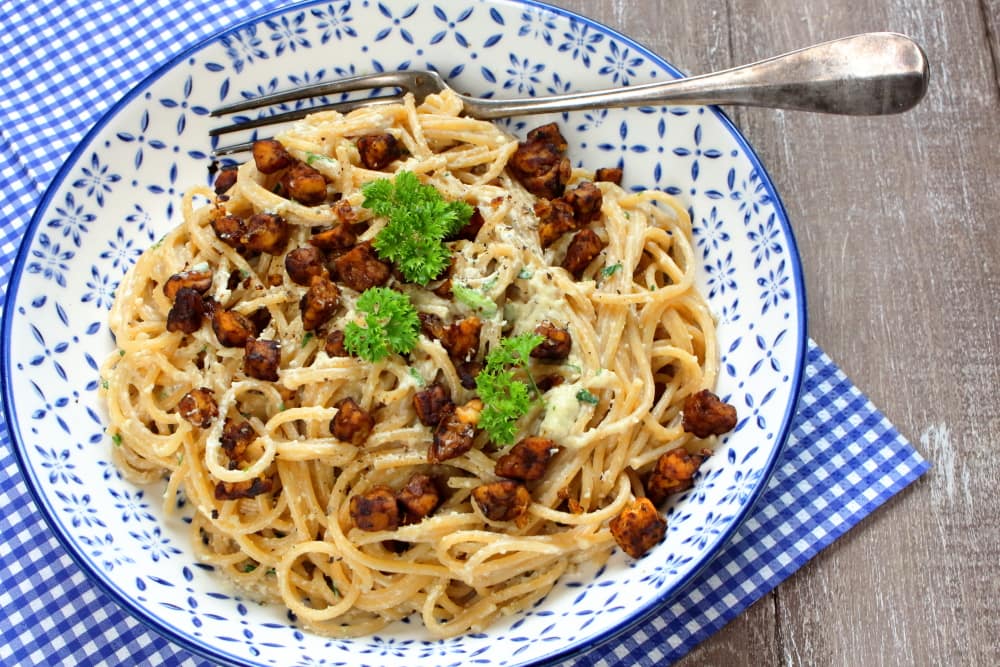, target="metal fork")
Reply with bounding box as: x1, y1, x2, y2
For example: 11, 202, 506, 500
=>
210, 32, 928, 154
